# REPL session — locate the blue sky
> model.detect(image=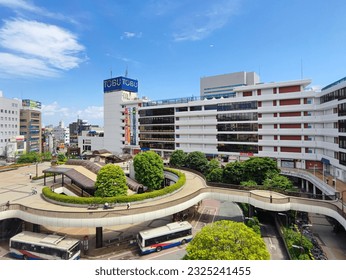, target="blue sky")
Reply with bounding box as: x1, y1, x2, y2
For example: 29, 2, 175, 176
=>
0, 0, 346, 127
